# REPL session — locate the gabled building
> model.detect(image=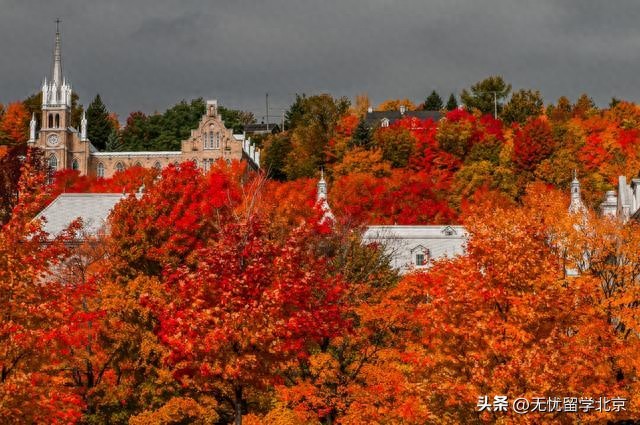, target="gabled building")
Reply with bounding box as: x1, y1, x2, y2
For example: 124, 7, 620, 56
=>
362, 225, 468, 273
28, 26, 261, 178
